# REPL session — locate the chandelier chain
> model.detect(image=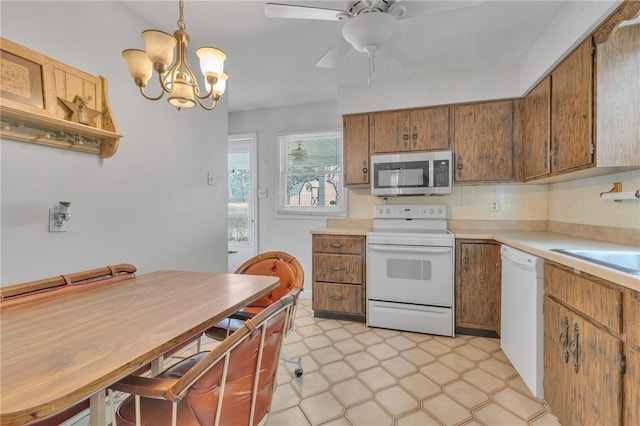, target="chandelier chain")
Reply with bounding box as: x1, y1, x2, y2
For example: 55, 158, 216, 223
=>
177, 0, 186, 30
